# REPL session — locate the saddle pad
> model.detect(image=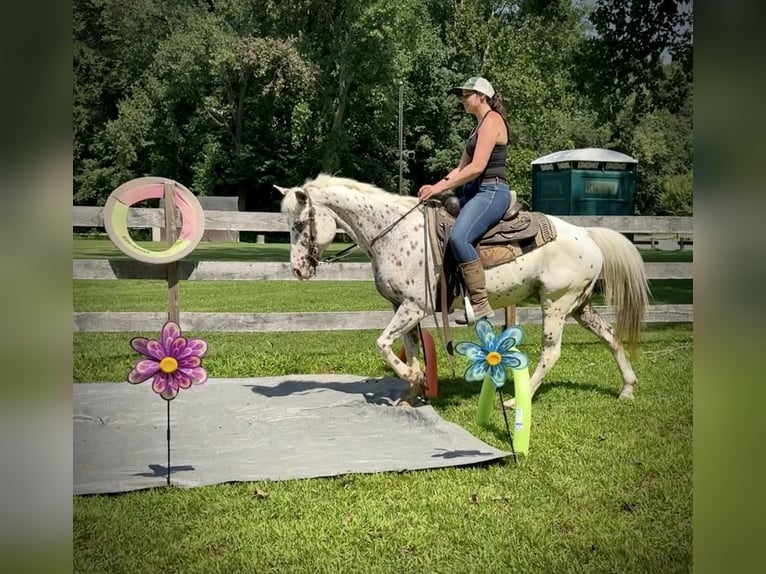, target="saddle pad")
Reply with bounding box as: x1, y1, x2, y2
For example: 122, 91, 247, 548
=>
479, 212, 557, 269
426, 206, 557, 307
